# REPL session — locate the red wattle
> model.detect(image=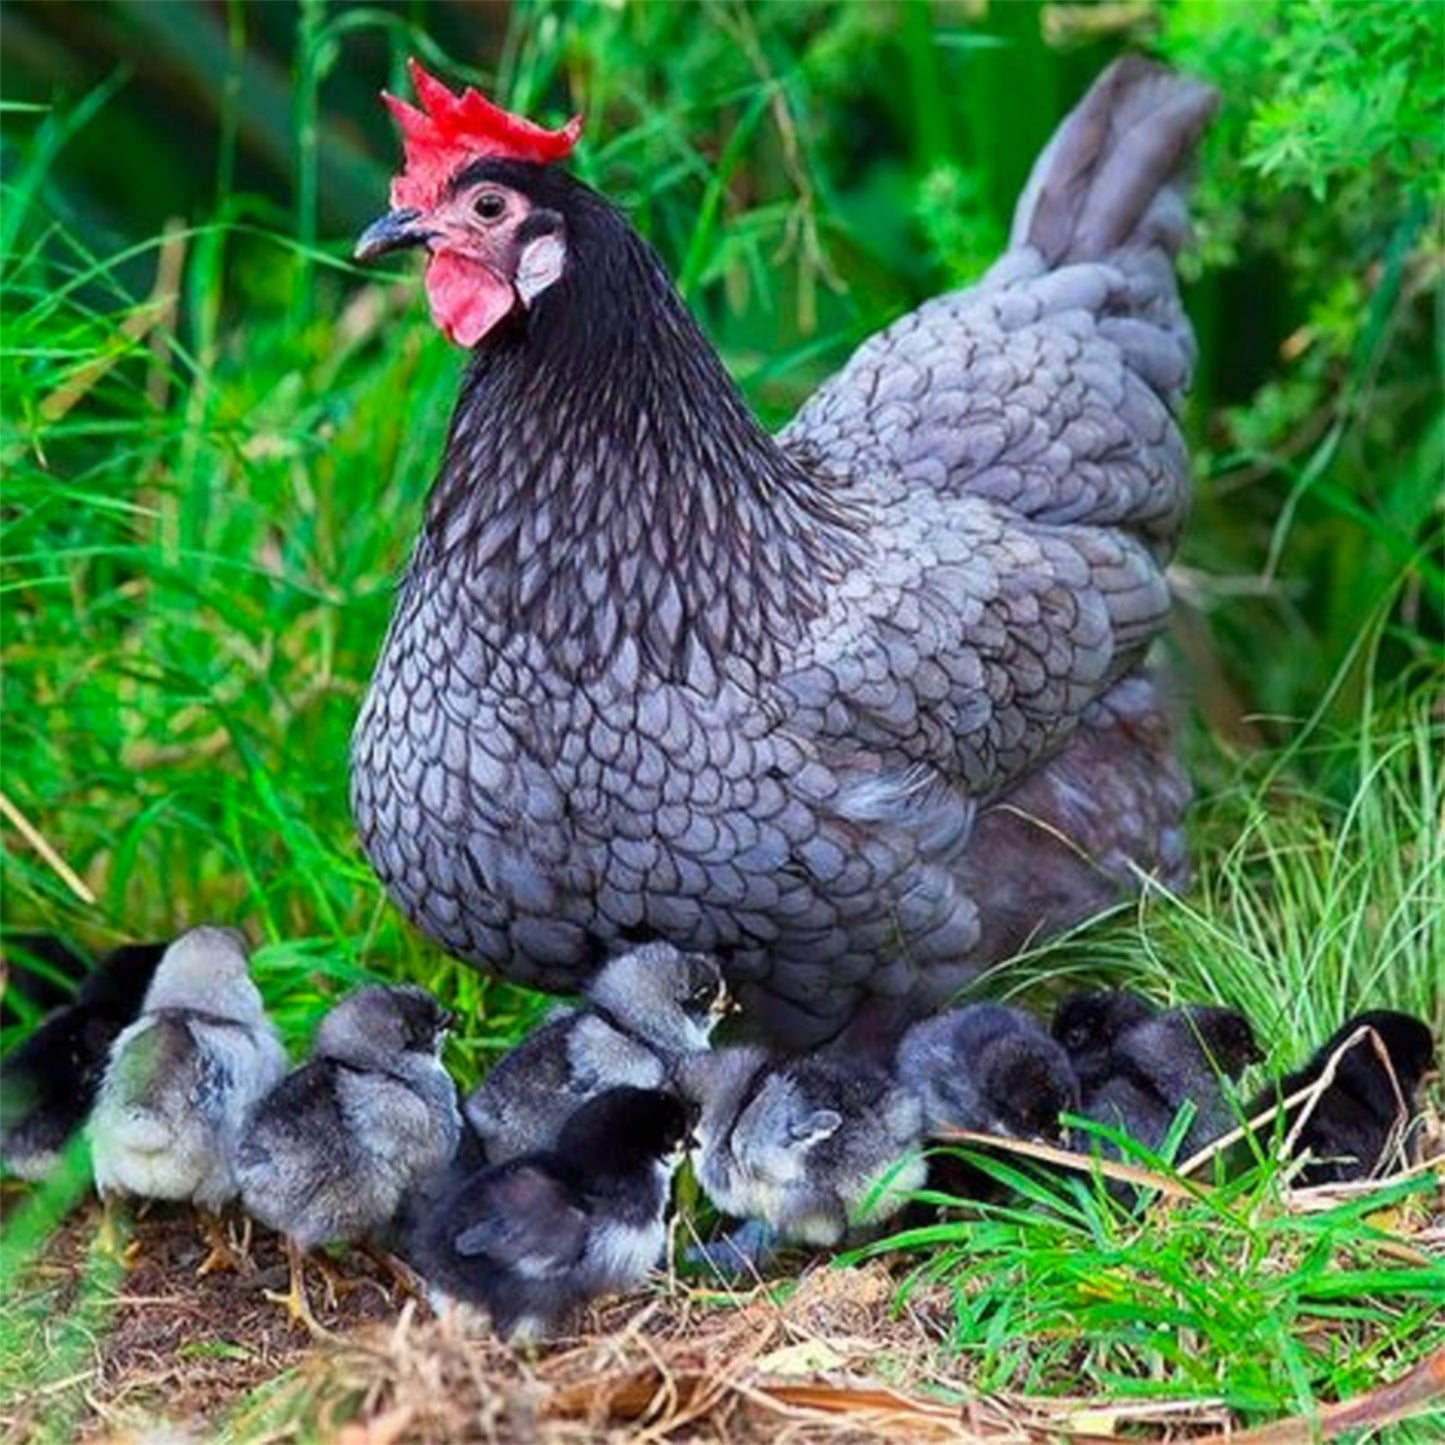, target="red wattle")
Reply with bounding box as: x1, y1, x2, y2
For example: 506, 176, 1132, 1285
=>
424, 252, 515, 348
